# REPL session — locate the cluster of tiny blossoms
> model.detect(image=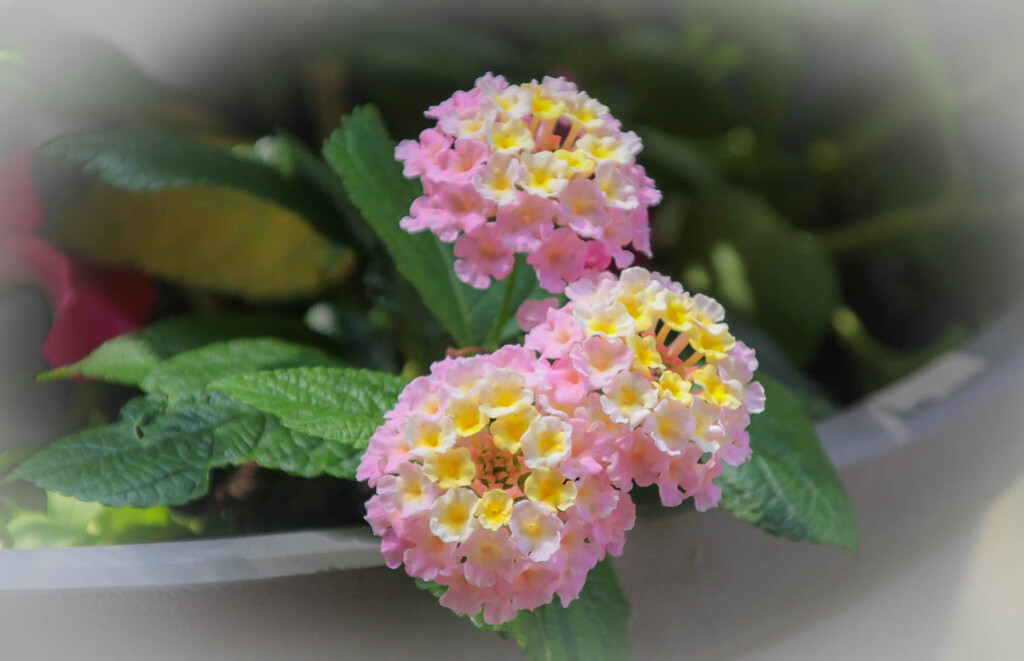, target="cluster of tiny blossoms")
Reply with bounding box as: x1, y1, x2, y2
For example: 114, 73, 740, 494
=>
358, 345, 635, 625
519, 267, 765, 510
395, 73, 659, 293
359, 267, 764, 623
